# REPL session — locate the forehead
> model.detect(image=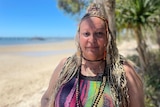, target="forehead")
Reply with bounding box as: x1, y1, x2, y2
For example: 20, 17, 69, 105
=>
79, 17, 105, 30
